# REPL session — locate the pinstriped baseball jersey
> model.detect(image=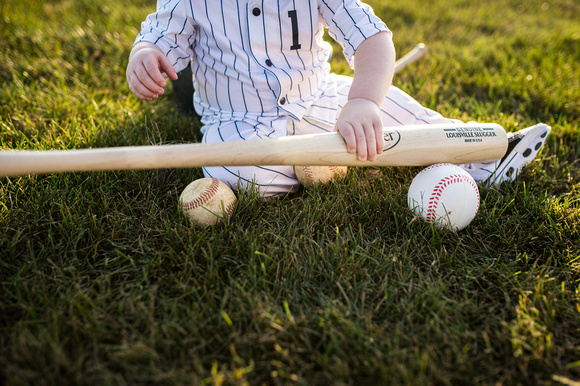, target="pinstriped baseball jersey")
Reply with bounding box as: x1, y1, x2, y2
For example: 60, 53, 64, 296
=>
136, 0, 390, 128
